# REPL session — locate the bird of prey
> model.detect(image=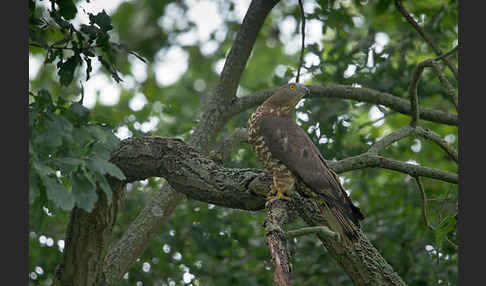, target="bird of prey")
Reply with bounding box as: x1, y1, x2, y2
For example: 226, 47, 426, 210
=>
247, 83, 364, 243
